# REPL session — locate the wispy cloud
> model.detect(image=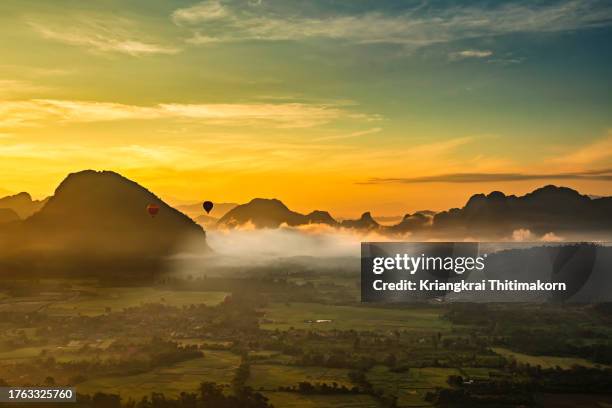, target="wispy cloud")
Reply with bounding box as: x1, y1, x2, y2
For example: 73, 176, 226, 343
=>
0, 80, 51, 97
313, 127, 382, 142
30, 17, 180, 56
550, 132, 612, 166
172, 0, 229, 24
173, 0, 612, 47
450, 49, 493, 60
0, 99, 377, 129
0, 142, 192, 169
361, 169, 612, 184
